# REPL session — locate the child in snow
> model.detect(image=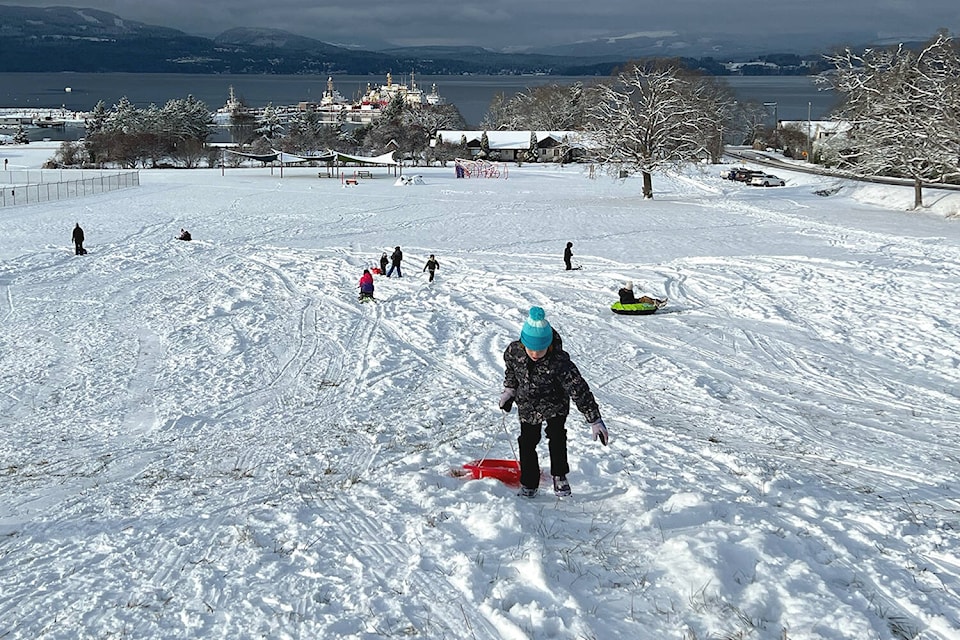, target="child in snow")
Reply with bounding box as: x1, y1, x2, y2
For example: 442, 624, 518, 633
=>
379, 252, 389, 274
499, 306, 608, 498
178, 228, 192, 241
422, 254, 440, 282
618, 280, 665, 306
72, 222, 85, 255
563, 241, 574, 270
387, 246, 403, 277
358, 269, 375, 301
